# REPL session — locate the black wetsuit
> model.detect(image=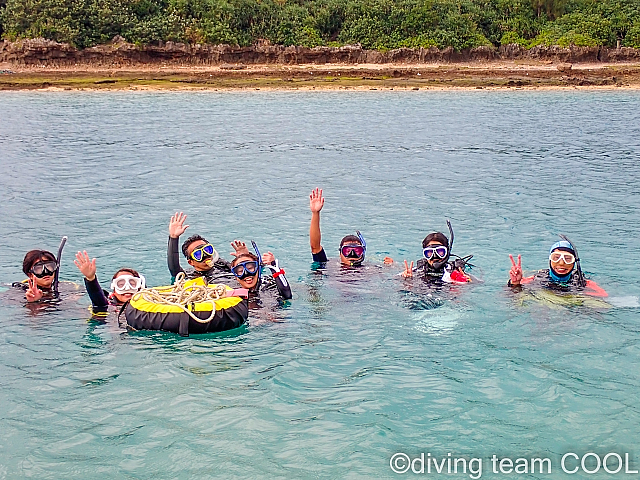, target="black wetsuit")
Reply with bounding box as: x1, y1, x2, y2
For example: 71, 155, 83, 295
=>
83, 277, 123, 314
247, 261, 292, 309
311, 247, 368, 270
312, 248, 329, 264
414, 258, 470, 284
167, 236, 235, 285
11, 281, 57, 299
509, 269, 584, 293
